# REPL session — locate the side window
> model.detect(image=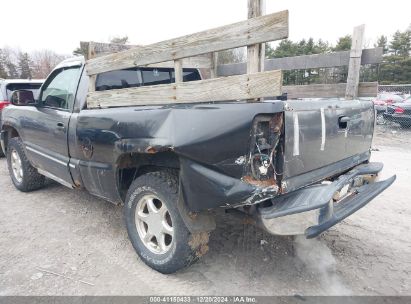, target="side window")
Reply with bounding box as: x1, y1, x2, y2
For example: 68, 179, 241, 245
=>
141, 68, 171, 86
96, 69, 141, 91
95, 68, 201, 92
40, 67, 81, 110
171, 69, 202, 82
